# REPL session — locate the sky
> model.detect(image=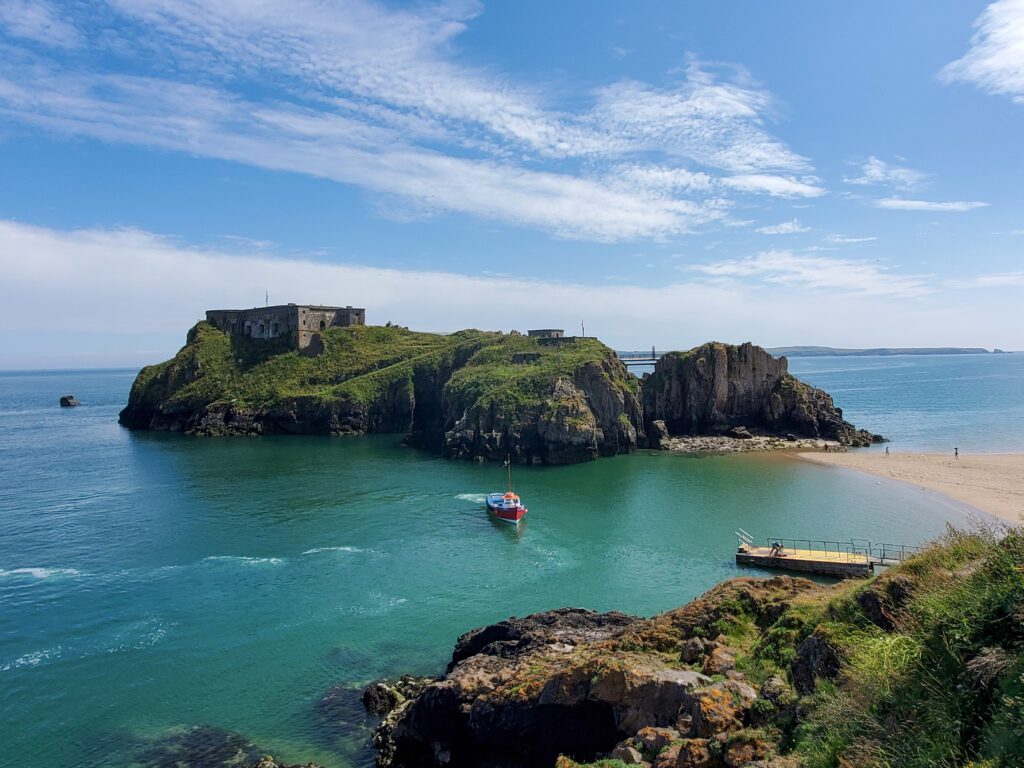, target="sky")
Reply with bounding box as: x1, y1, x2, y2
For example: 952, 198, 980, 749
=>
0, 0, 1022, 368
